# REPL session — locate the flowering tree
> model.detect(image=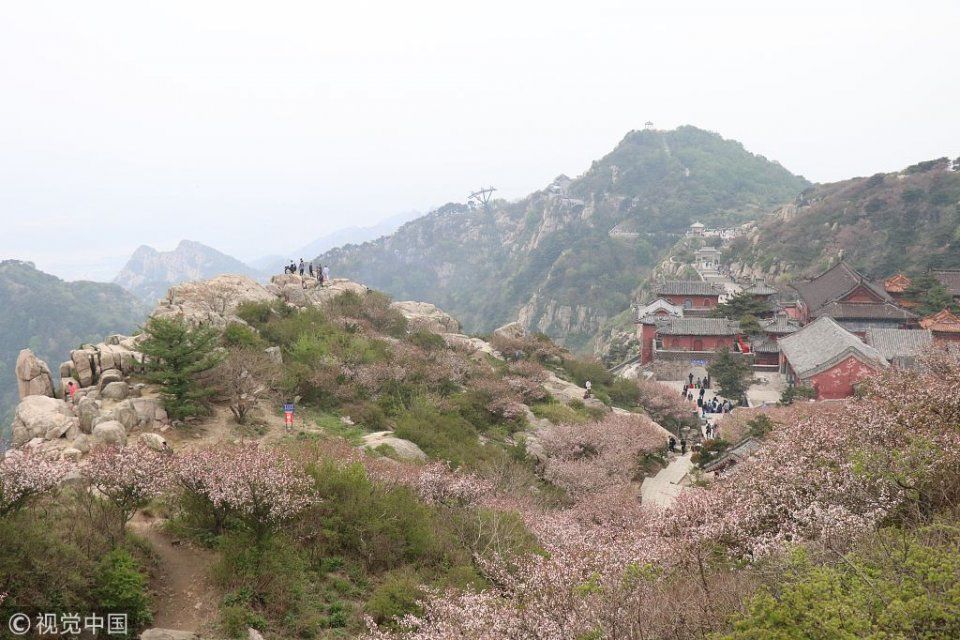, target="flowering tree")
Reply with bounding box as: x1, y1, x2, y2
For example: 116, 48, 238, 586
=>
175, 444, 314, 542
415, 462, 492, 508
539, 413, 668, 497
82, 444, 173, 539
635, 379, 696, 429
0, 451, 68, 517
